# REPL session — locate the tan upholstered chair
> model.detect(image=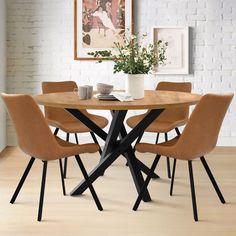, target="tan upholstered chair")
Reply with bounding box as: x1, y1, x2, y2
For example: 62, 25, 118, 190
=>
1, 93, 103, 221
133, 93, 233, 221
42, 81, 108, 178
127, 82, 192, 178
